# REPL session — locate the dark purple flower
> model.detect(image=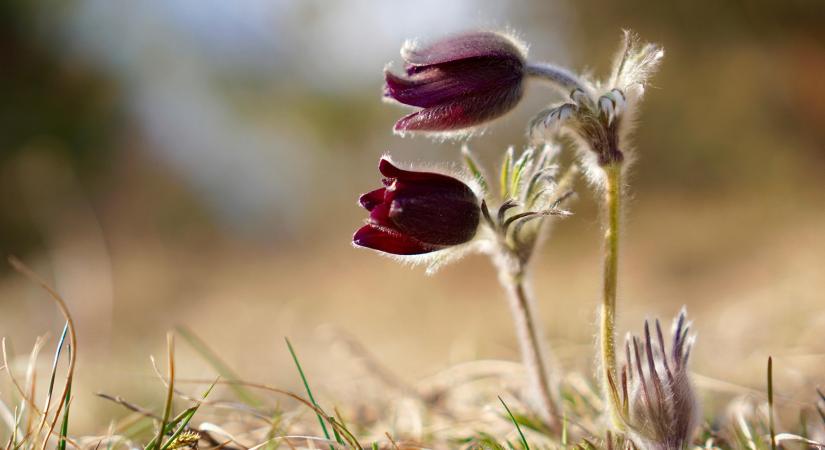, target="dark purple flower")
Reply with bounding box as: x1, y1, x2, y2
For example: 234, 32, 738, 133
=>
384, 31, 527, 133
353, 158, 481, 255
